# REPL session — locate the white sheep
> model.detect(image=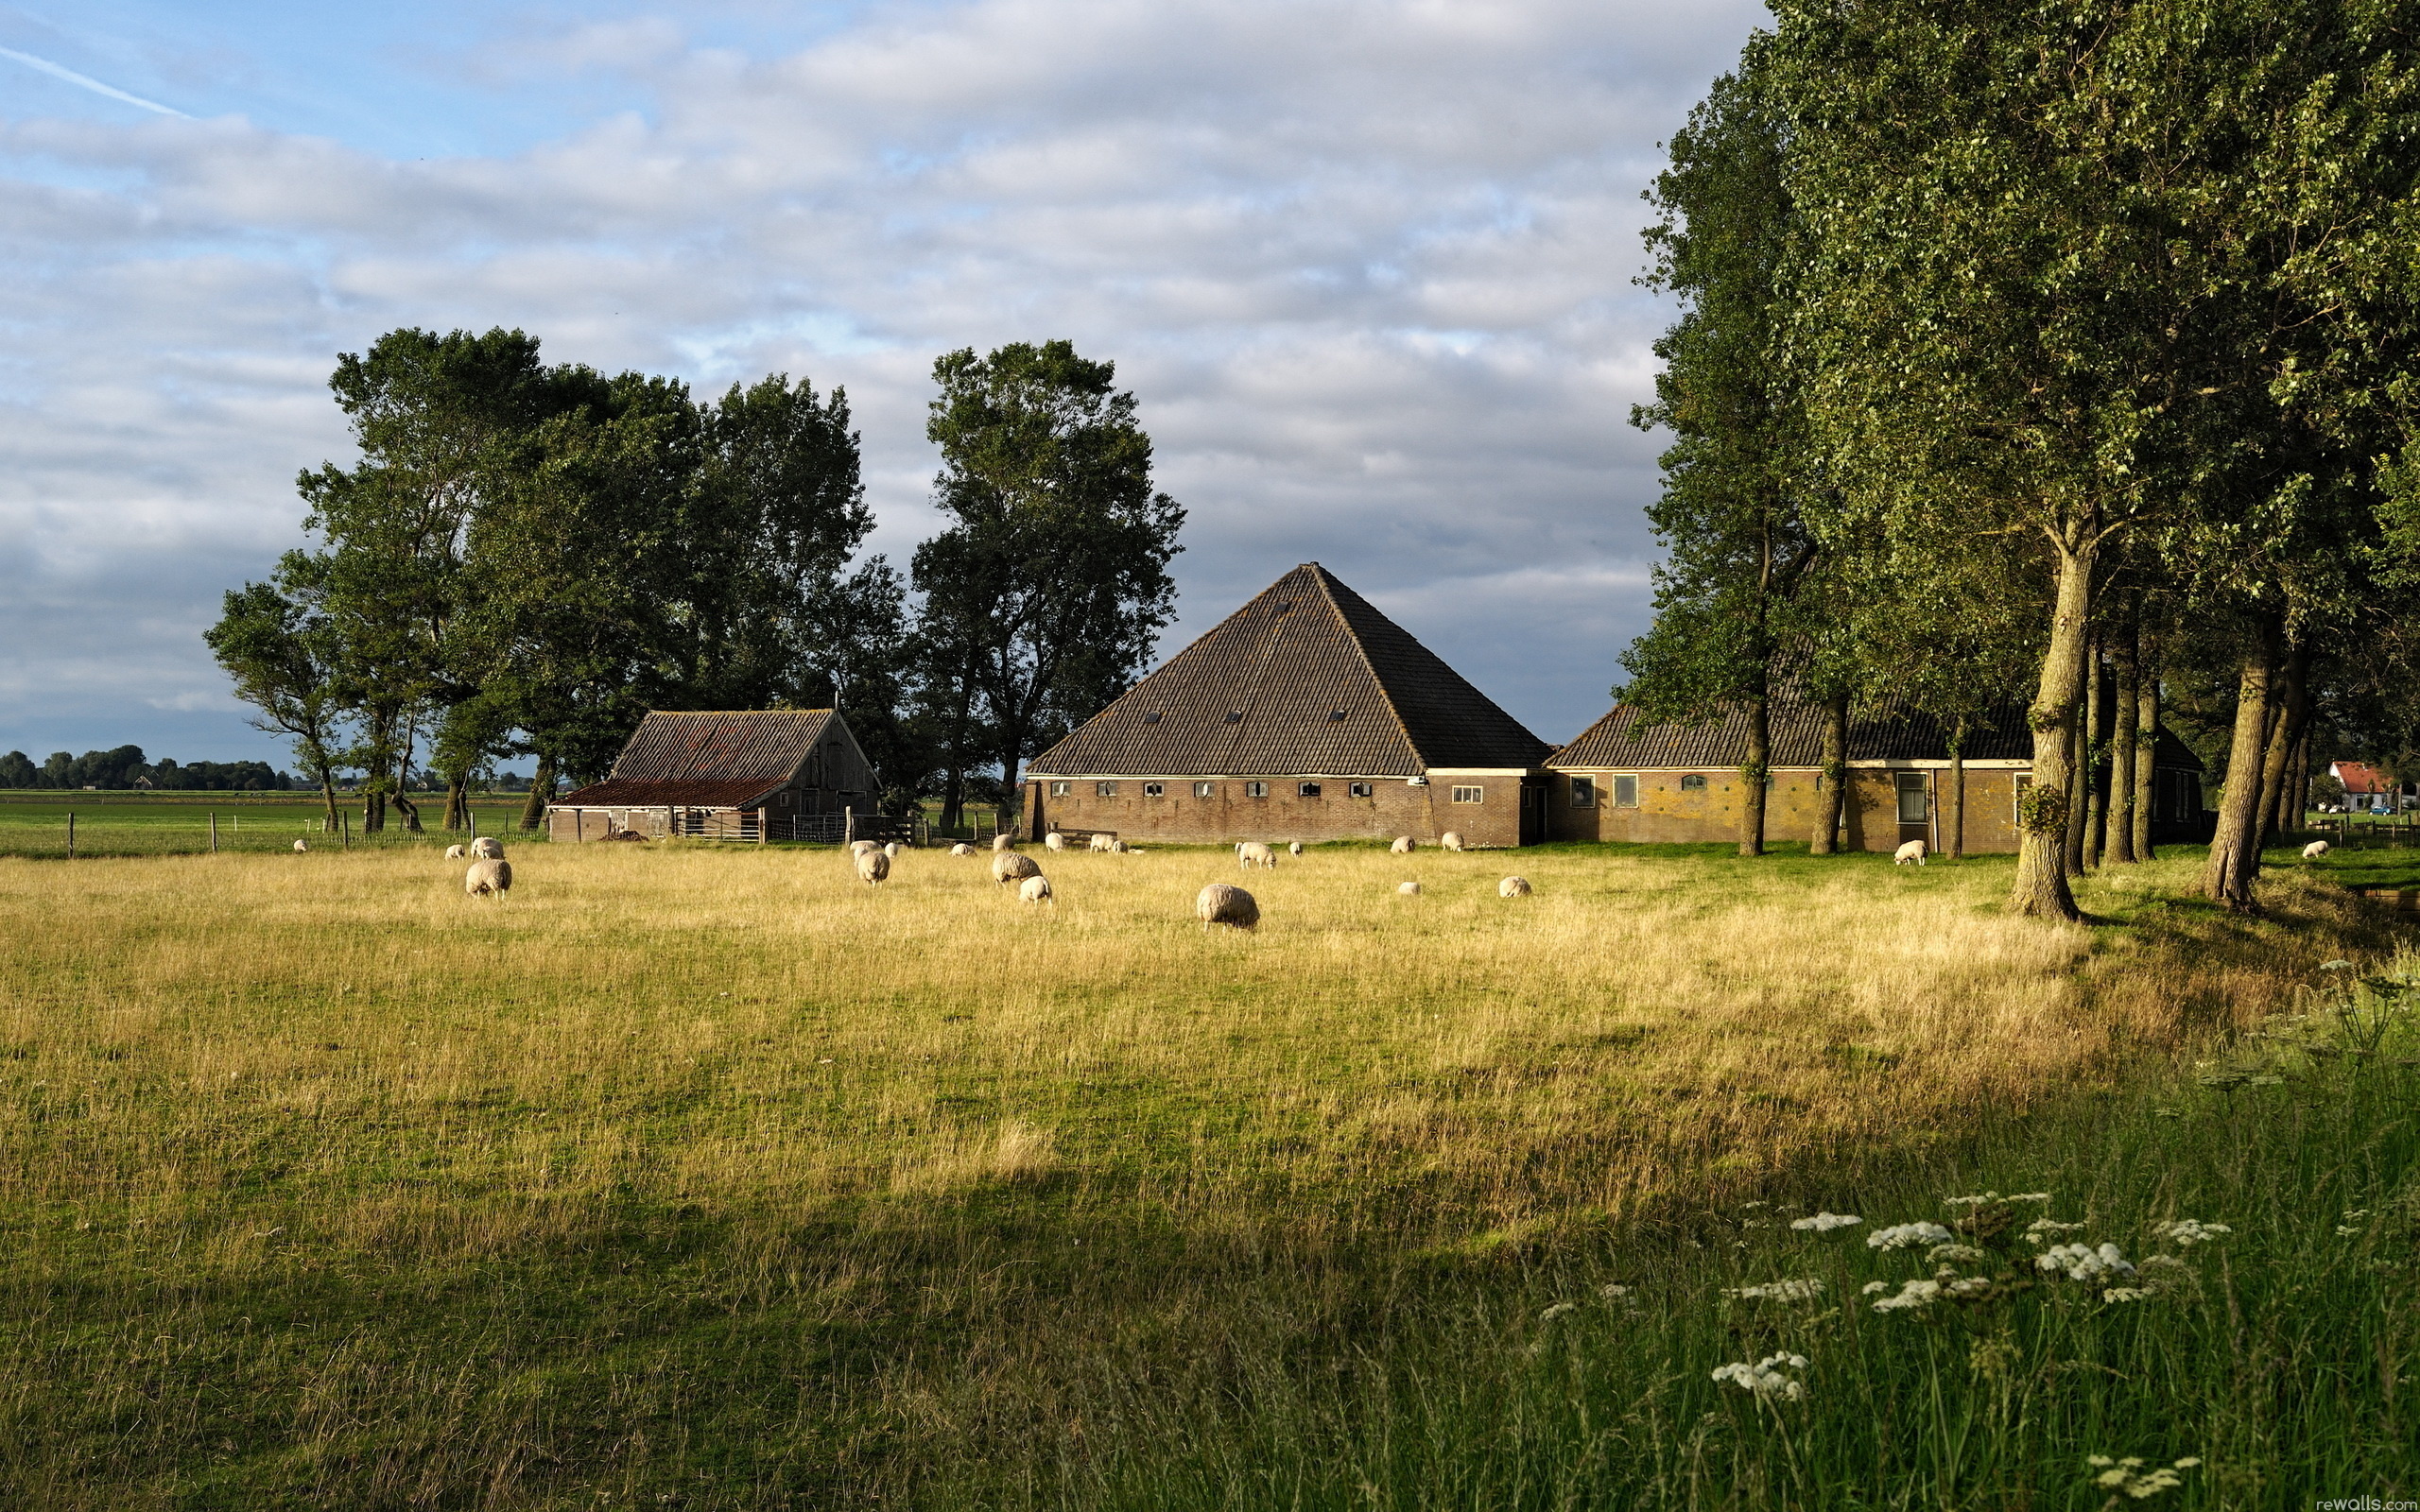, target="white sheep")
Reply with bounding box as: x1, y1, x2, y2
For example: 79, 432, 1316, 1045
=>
1894, 840, 1927, 867
444, 844, 466, 860
469, 835, 504, 860
1288, 841, 1303, 856
1237, 841, 1276, 870
993, 851, 1042, 885
1045, 832, 1068, 851
1196, 883, 1259, 930
293, 839, 307, 852
1499, 876, 1532, 898
856, 849, 890, 885
993, 833, 1016, 852
850, 839, 881, 857
1108, 838, 1129, 853
464, 858, 511, 897
1089, 833, 1118, 852
950, 843, 976, 857
1391, 835, 1415, 854
1018, 874, 1054, 905
1442, 832, 1465, 852
1397, 881, 1421, 896
2304, 839, 2331, 859
884, 841, 904, 858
